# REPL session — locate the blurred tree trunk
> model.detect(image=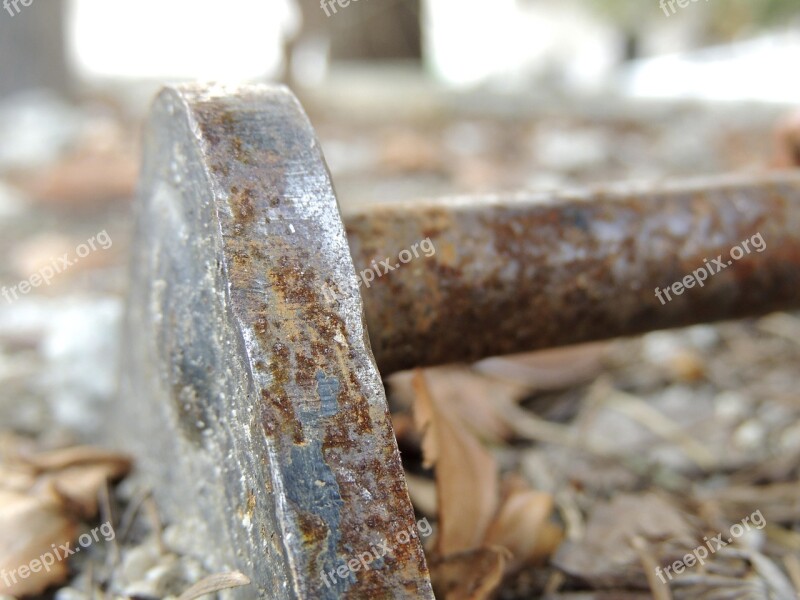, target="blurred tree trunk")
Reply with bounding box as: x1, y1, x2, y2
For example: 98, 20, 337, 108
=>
0, 2, 70, 98
290, 0, 420, 64
329, 0, 421, 61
